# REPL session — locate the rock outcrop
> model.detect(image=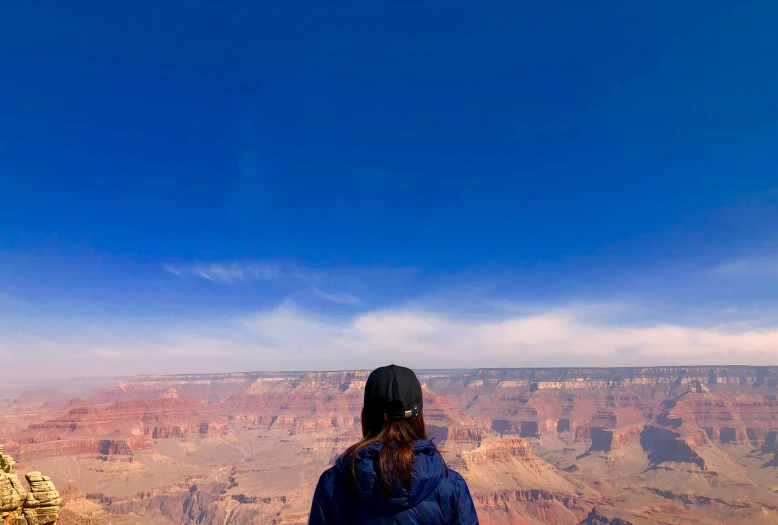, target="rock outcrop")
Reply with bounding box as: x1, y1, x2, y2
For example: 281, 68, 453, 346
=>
23, 472, 61, 525
0, 445, 60, 524
580, 507, 637, 524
